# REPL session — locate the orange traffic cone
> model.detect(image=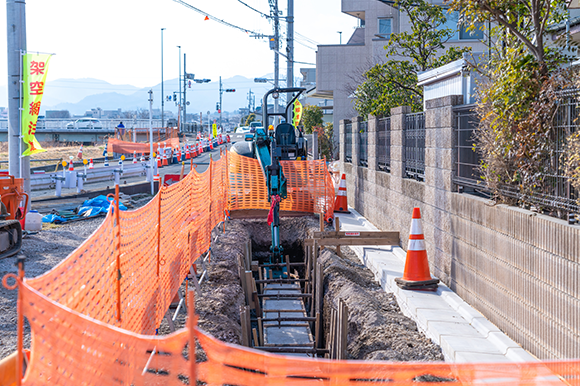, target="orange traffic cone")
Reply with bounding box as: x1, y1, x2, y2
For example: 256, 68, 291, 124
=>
185, 146, 190, 160
132, 151, 138, 164
157, 153, 162, 168
177, 148, 182, 162
395, 208, 439, 291
77, 145, 83, 159
88, 159, 94, 169
333, 174, 350, 213
162, 149, 168, 167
